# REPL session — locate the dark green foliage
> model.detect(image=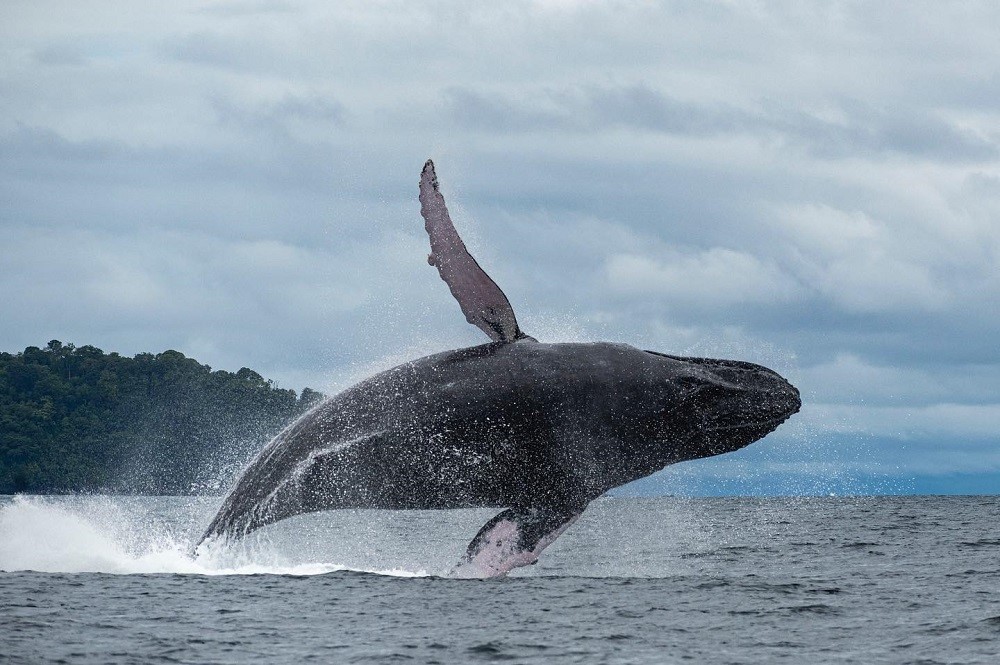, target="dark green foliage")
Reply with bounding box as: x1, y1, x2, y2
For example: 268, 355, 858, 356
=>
0, 341, 324, 495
